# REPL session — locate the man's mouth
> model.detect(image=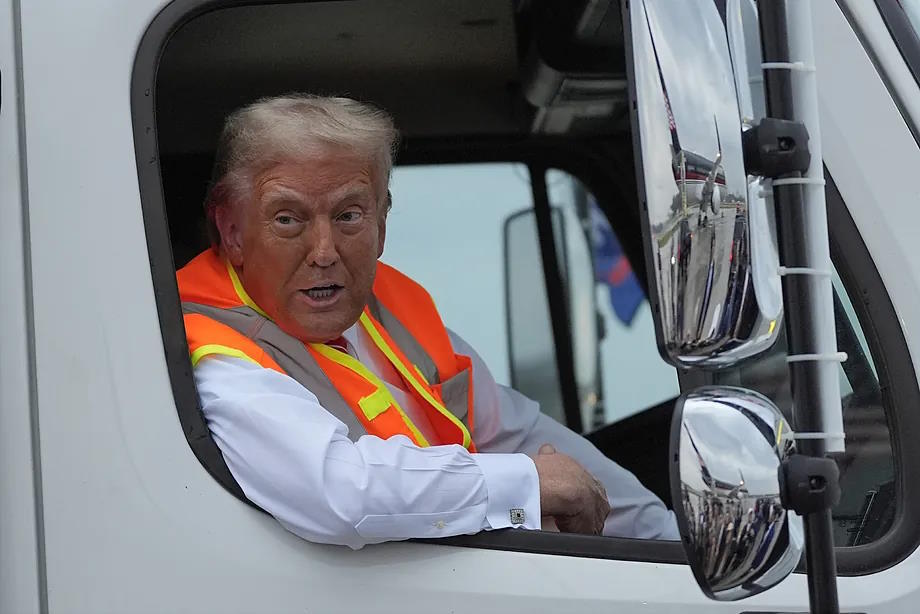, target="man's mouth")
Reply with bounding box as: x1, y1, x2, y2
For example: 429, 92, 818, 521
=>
302, 284, 343, 301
